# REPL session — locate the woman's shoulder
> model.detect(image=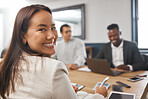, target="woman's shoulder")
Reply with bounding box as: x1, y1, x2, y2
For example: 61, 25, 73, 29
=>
41, 57, 67, 69
43, 57, 63, 66
42, 57, 68, 75
21, 53, 66, 71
